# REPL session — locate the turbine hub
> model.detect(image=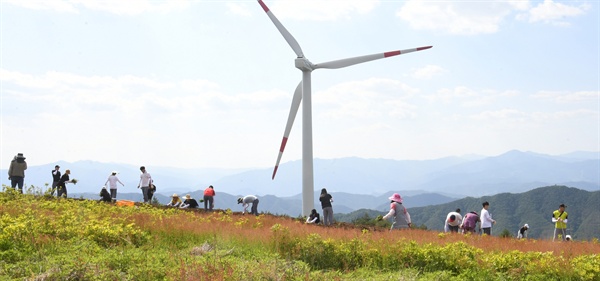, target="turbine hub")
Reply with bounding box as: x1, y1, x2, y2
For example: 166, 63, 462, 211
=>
295, 58, 314, 72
